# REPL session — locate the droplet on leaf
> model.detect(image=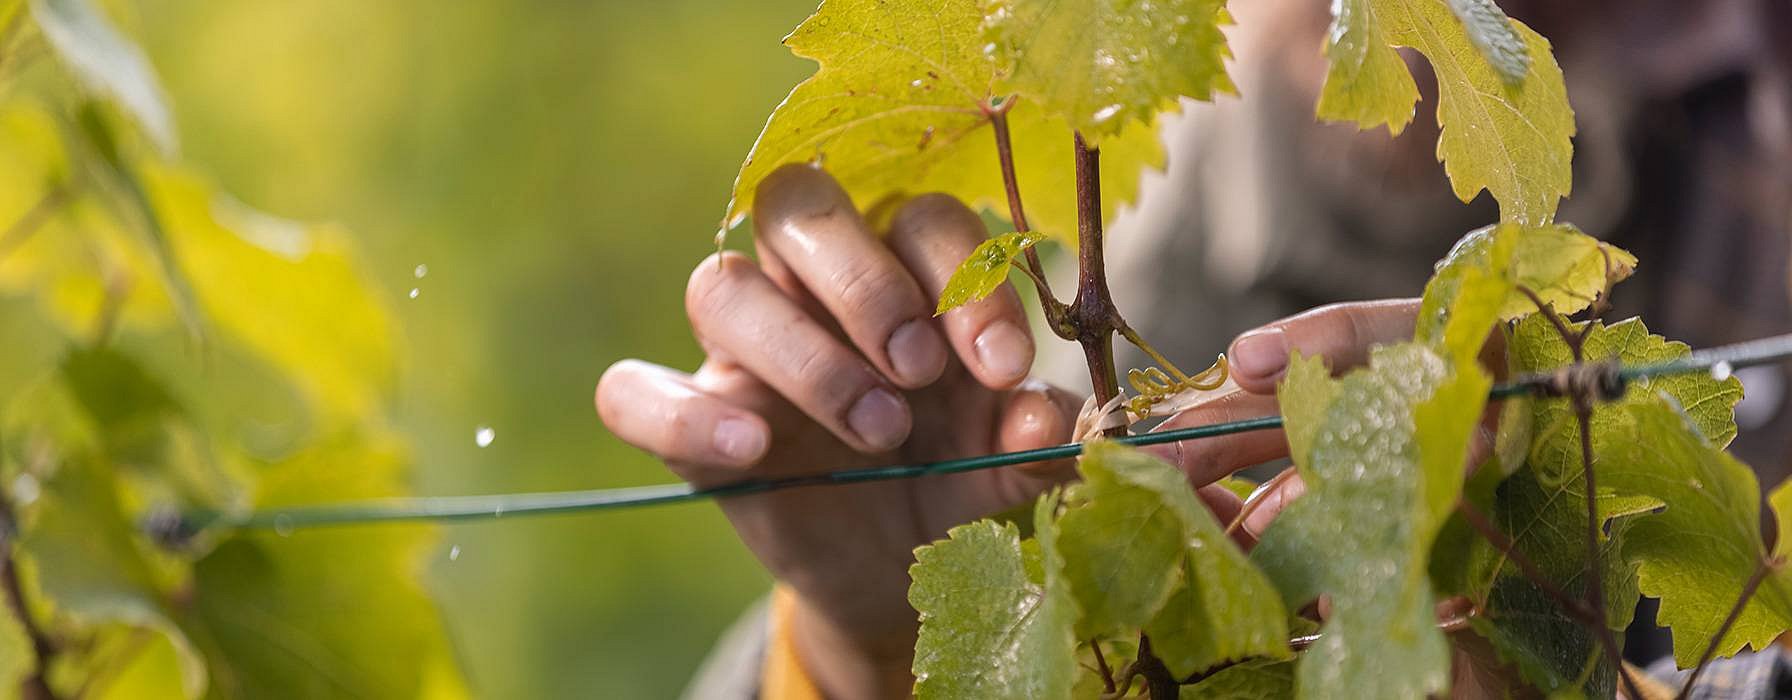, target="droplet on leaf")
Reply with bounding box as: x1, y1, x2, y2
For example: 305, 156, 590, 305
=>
11, 474, 39, 506
448, 545, 461, 561
1711, 361, 1734, 382
474, 426, 495, 447
408, 288, 420, 299
413, 263, 429, 279
274, 514, 294, 537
